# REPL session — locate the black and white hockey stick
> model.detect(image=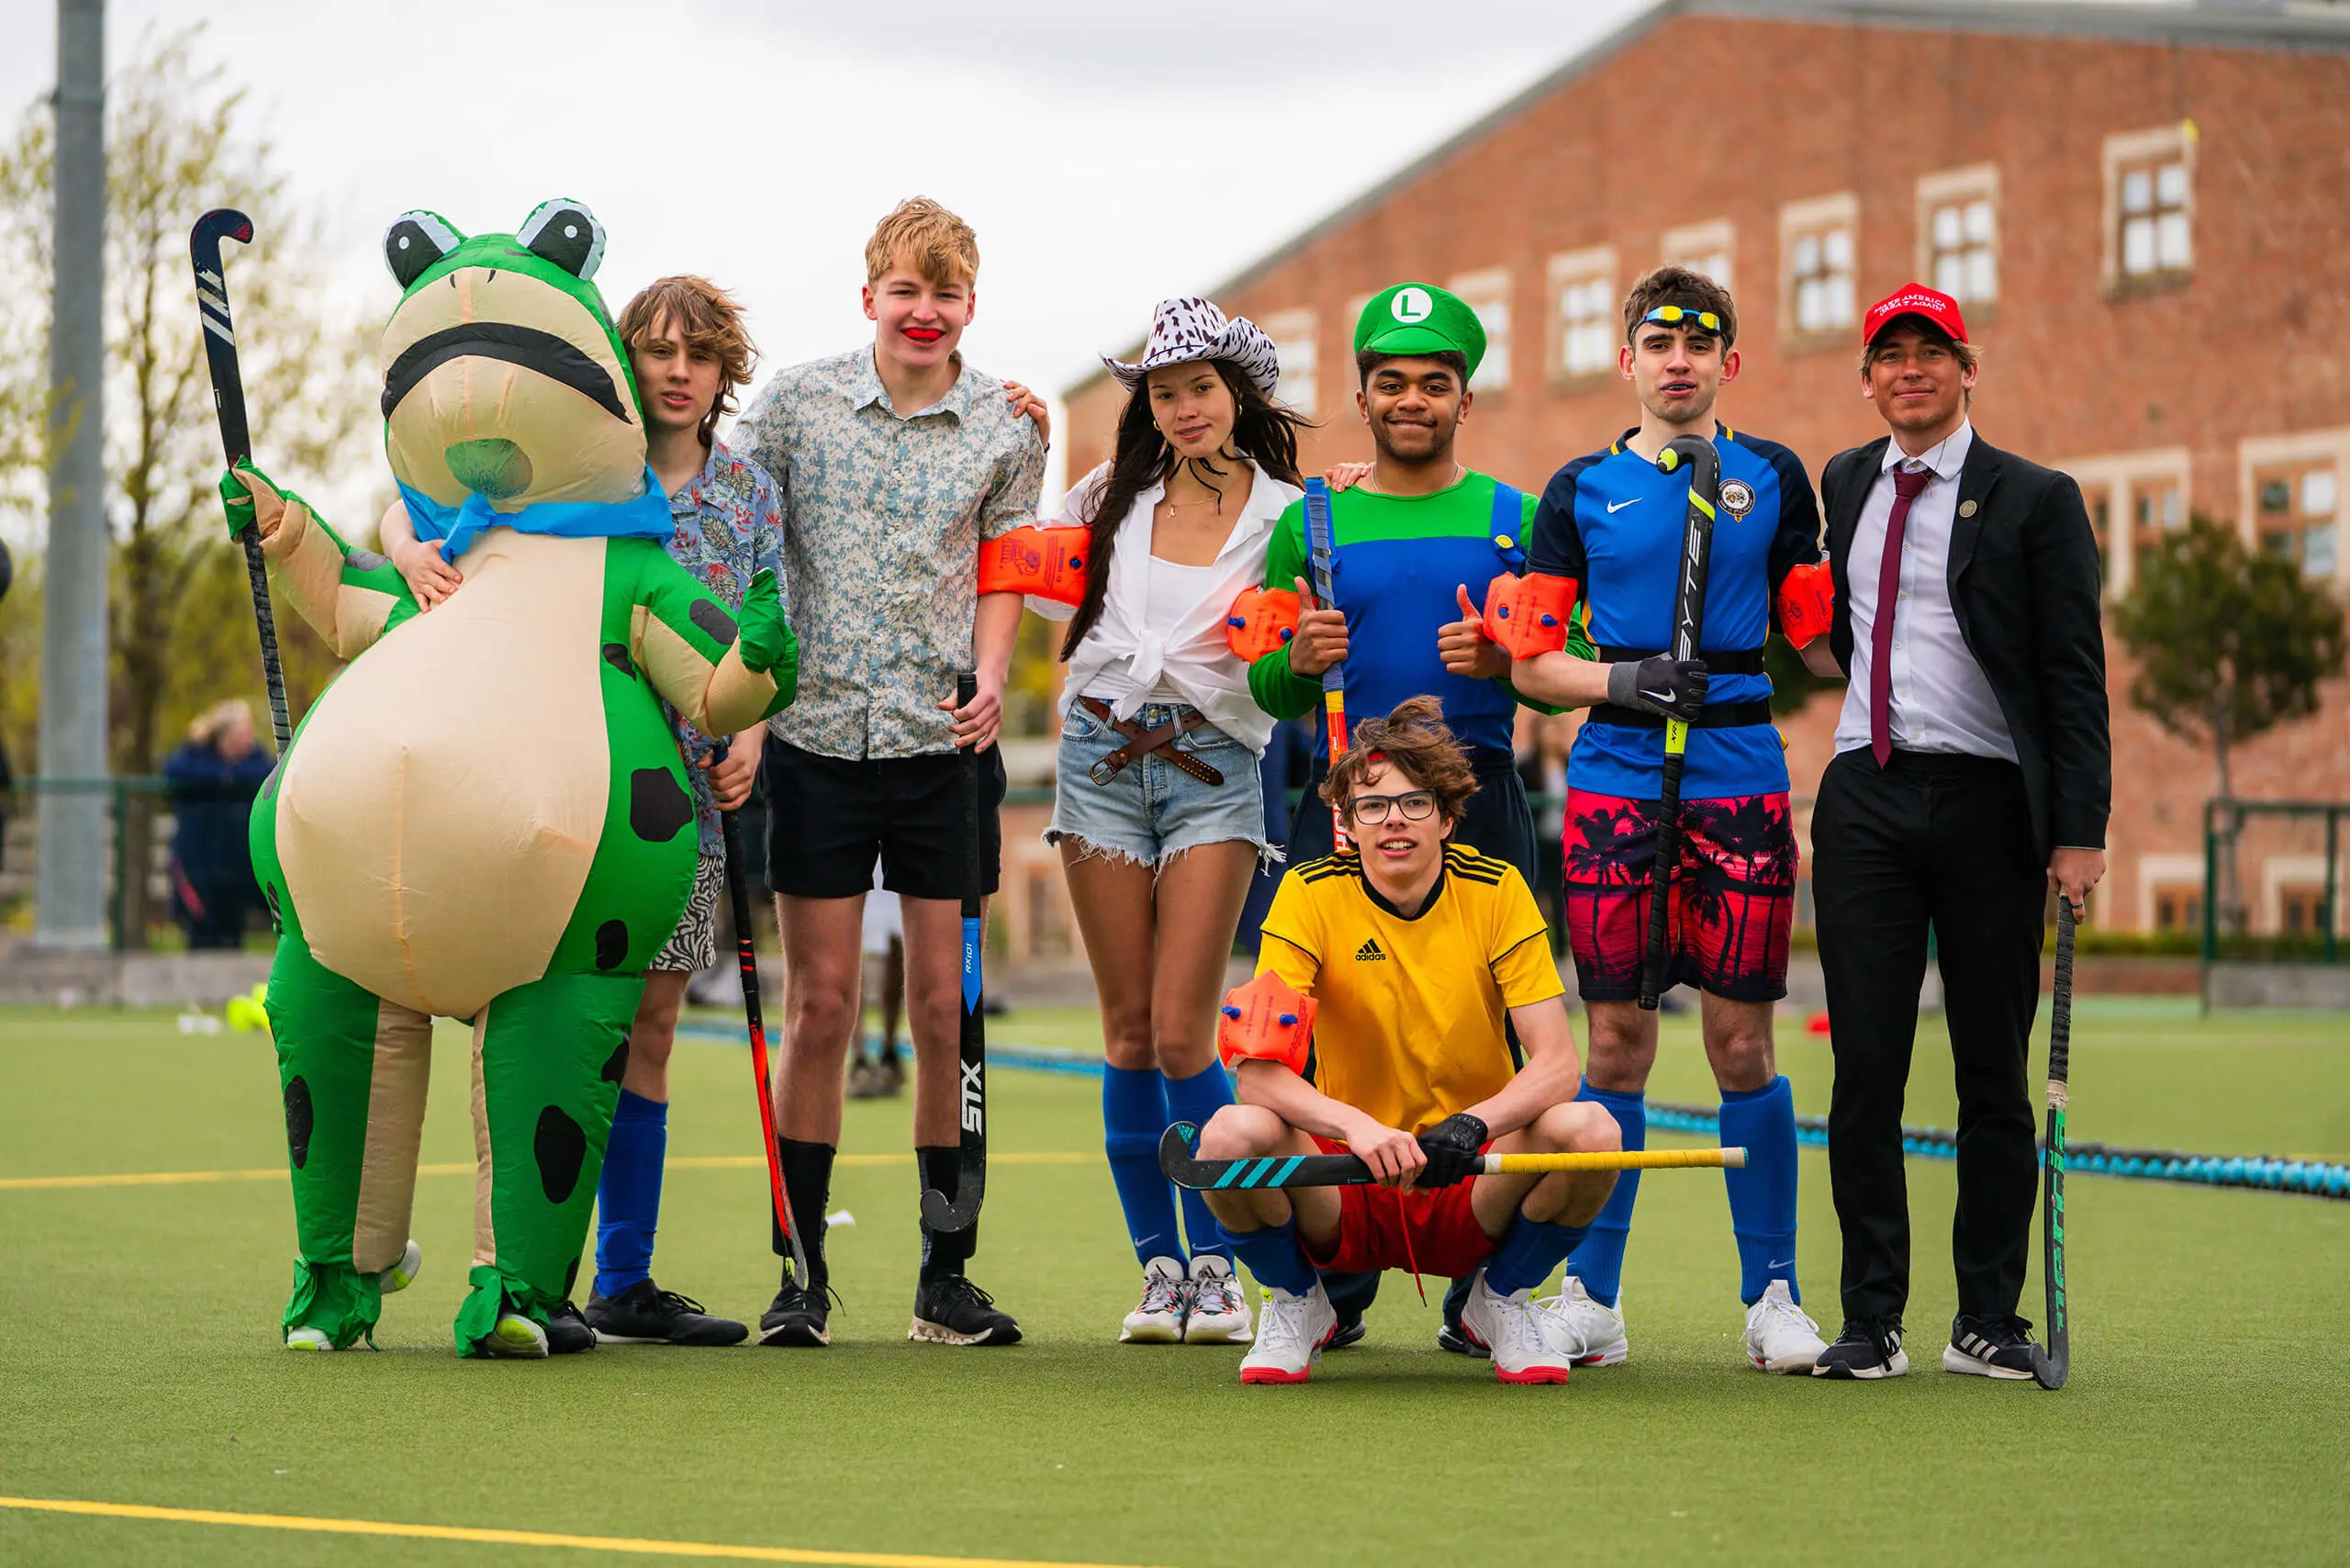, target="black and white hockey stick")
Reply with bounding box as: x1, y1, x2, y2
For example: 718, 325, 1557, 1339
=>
1638, 433, 1721, 1011
2033, 896, 2076, 1390
1157, 1122, 1744, 1190
919, 671, 988, 1232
